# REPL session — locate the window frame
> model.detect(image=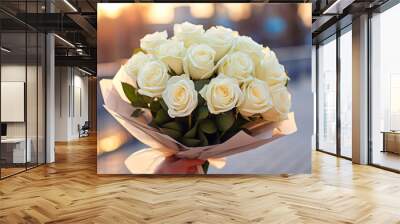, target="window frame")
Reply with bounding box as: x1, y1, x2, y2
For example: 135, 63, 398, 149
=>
315, 24, 353, 160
